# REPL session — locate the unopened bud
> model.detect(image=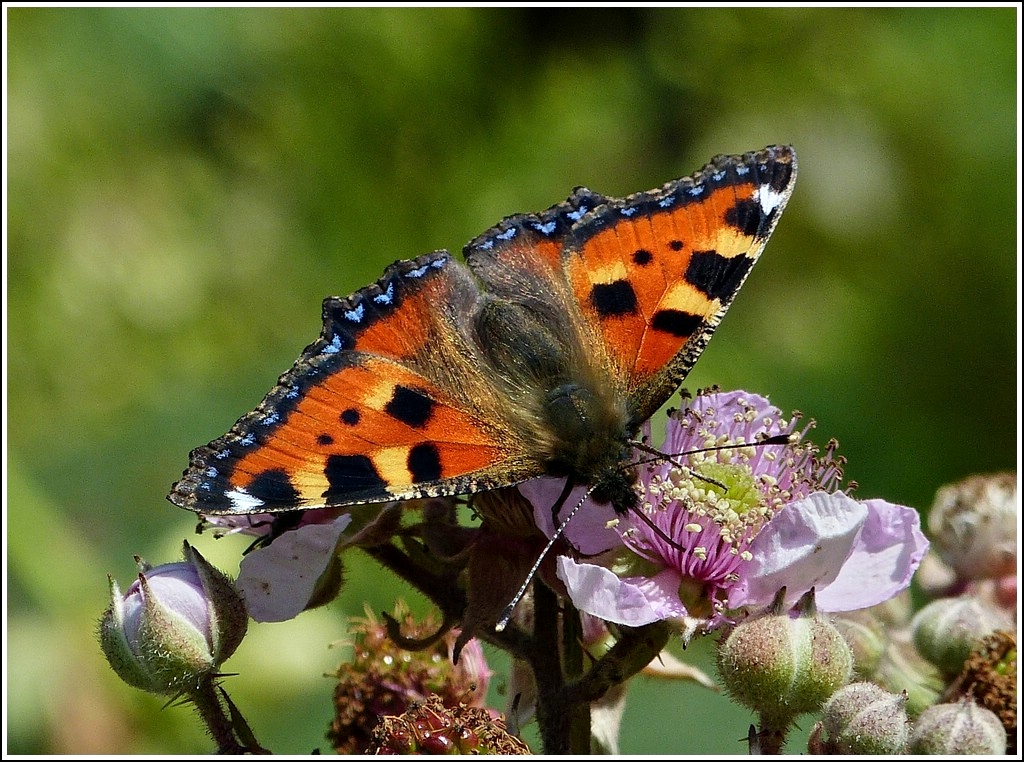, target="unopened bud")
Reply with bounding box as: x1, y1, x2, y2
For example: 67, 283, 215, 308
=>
928, 472, 1016, 582
716, 589, 853, 727
870, 630, 944, 718
99, 542, 247, 696
832, 609, 888, 680
910, 698, 1007, 755
911, 595, 1013, 676
816, 682, 909, 754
